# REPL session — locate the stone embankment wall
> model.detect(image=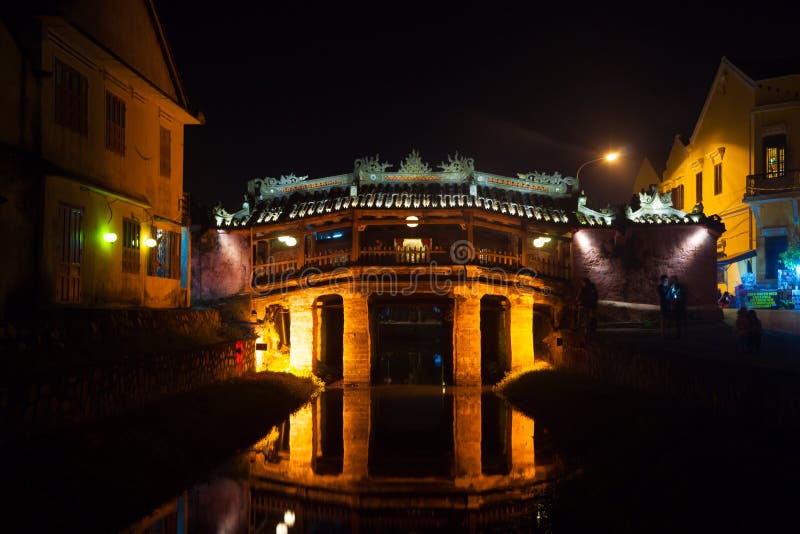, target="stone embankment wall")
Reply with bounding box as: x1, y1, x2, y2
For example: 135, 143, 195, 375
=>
1, 308, 256, 438
543, 332, 800, 423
